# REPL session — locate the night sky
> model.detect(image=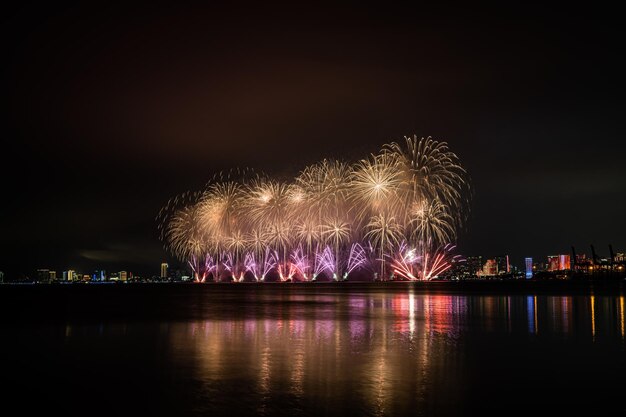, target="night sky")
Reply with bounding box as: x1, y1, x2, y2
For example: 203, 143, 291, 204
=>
1, 3, 624, 278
